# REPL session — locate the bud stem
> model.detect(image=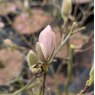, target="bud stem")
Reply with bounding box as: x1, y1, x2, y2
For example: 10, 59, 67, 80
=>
42, 72, 47, 95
